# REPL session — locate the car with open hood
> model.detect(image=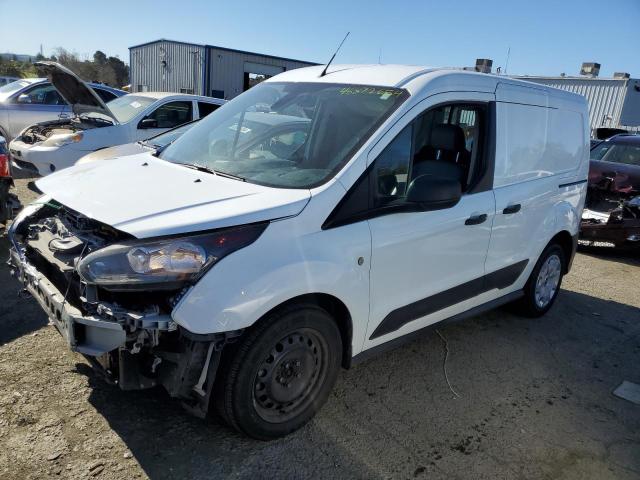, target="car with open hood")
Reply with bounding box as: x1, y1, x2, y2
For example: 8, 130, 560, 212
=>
8, 62, 224, 176
8, 64, 589, 439
580, 134, 640, 248
0, 75, 125, 142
